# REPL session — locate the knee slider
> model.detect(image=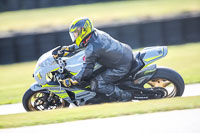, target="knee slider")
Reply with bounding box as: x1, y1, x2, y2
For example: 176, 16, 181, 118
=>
90, 79, 98, 92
